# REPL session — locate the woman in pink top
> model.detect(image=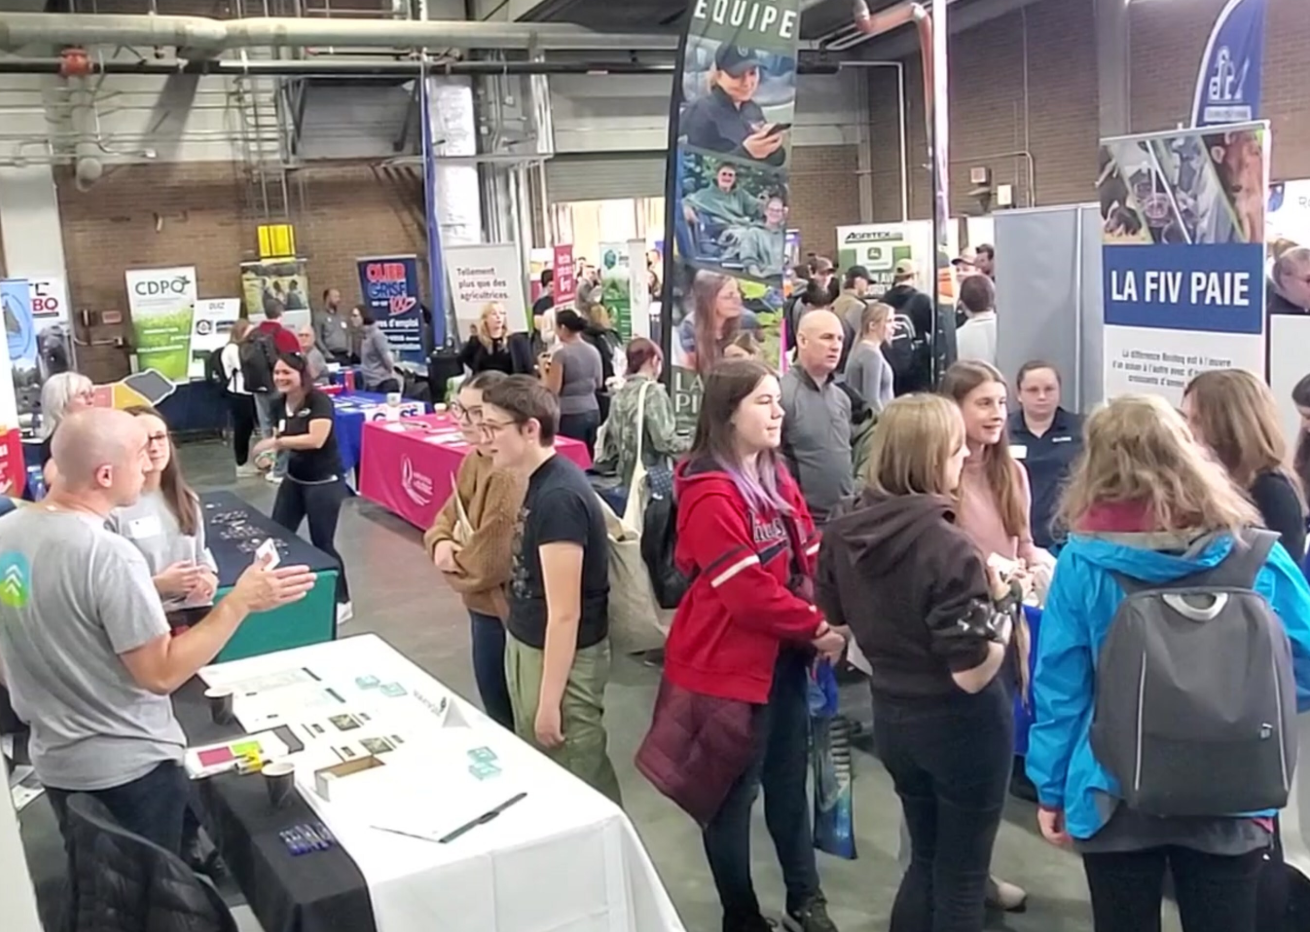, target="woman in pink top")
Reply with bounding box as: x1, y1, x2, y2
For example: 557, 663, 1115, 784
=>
942, 361, 1042, 567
